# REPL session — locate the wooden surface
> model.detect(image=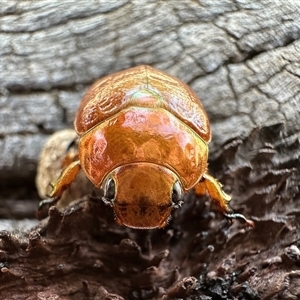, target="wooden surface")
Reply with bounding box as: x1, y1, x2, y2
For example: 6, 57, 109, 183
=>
0, 1, 300, 299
